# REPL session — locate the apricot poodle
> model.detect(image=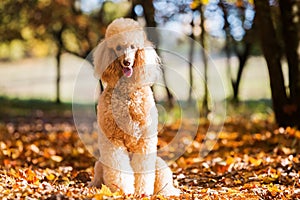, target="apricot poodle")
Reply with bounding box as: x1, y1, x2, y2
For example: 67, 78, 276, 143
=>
89, 18, 180, 196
